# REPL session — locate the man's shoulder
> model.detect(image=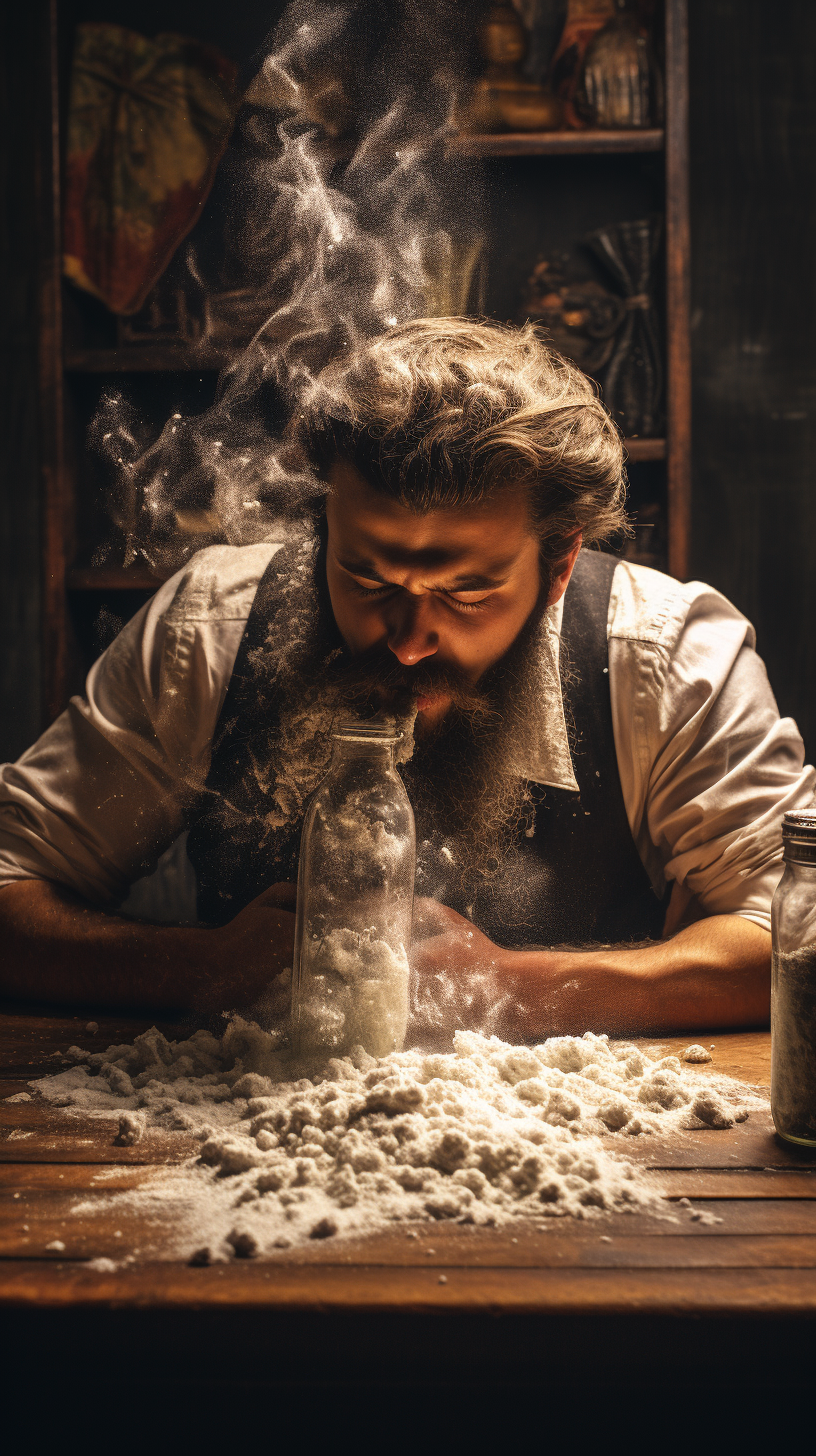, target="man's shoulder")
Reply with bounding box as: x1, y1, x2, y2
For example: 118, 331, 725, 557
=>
158, 543, 284, 627
607, 557, 754, 653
